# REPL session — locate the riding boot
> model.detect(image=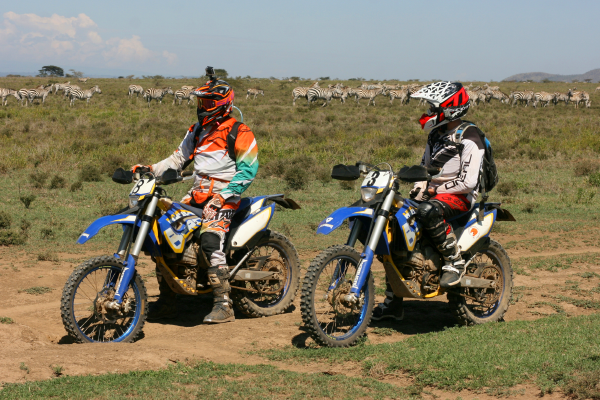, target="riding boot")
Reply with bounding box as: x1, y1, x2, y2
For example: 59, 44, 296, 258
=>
372, 278, 404, 321
437, 229, 466, 288
203, 266, 235, 324
147, 266, 178, 320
